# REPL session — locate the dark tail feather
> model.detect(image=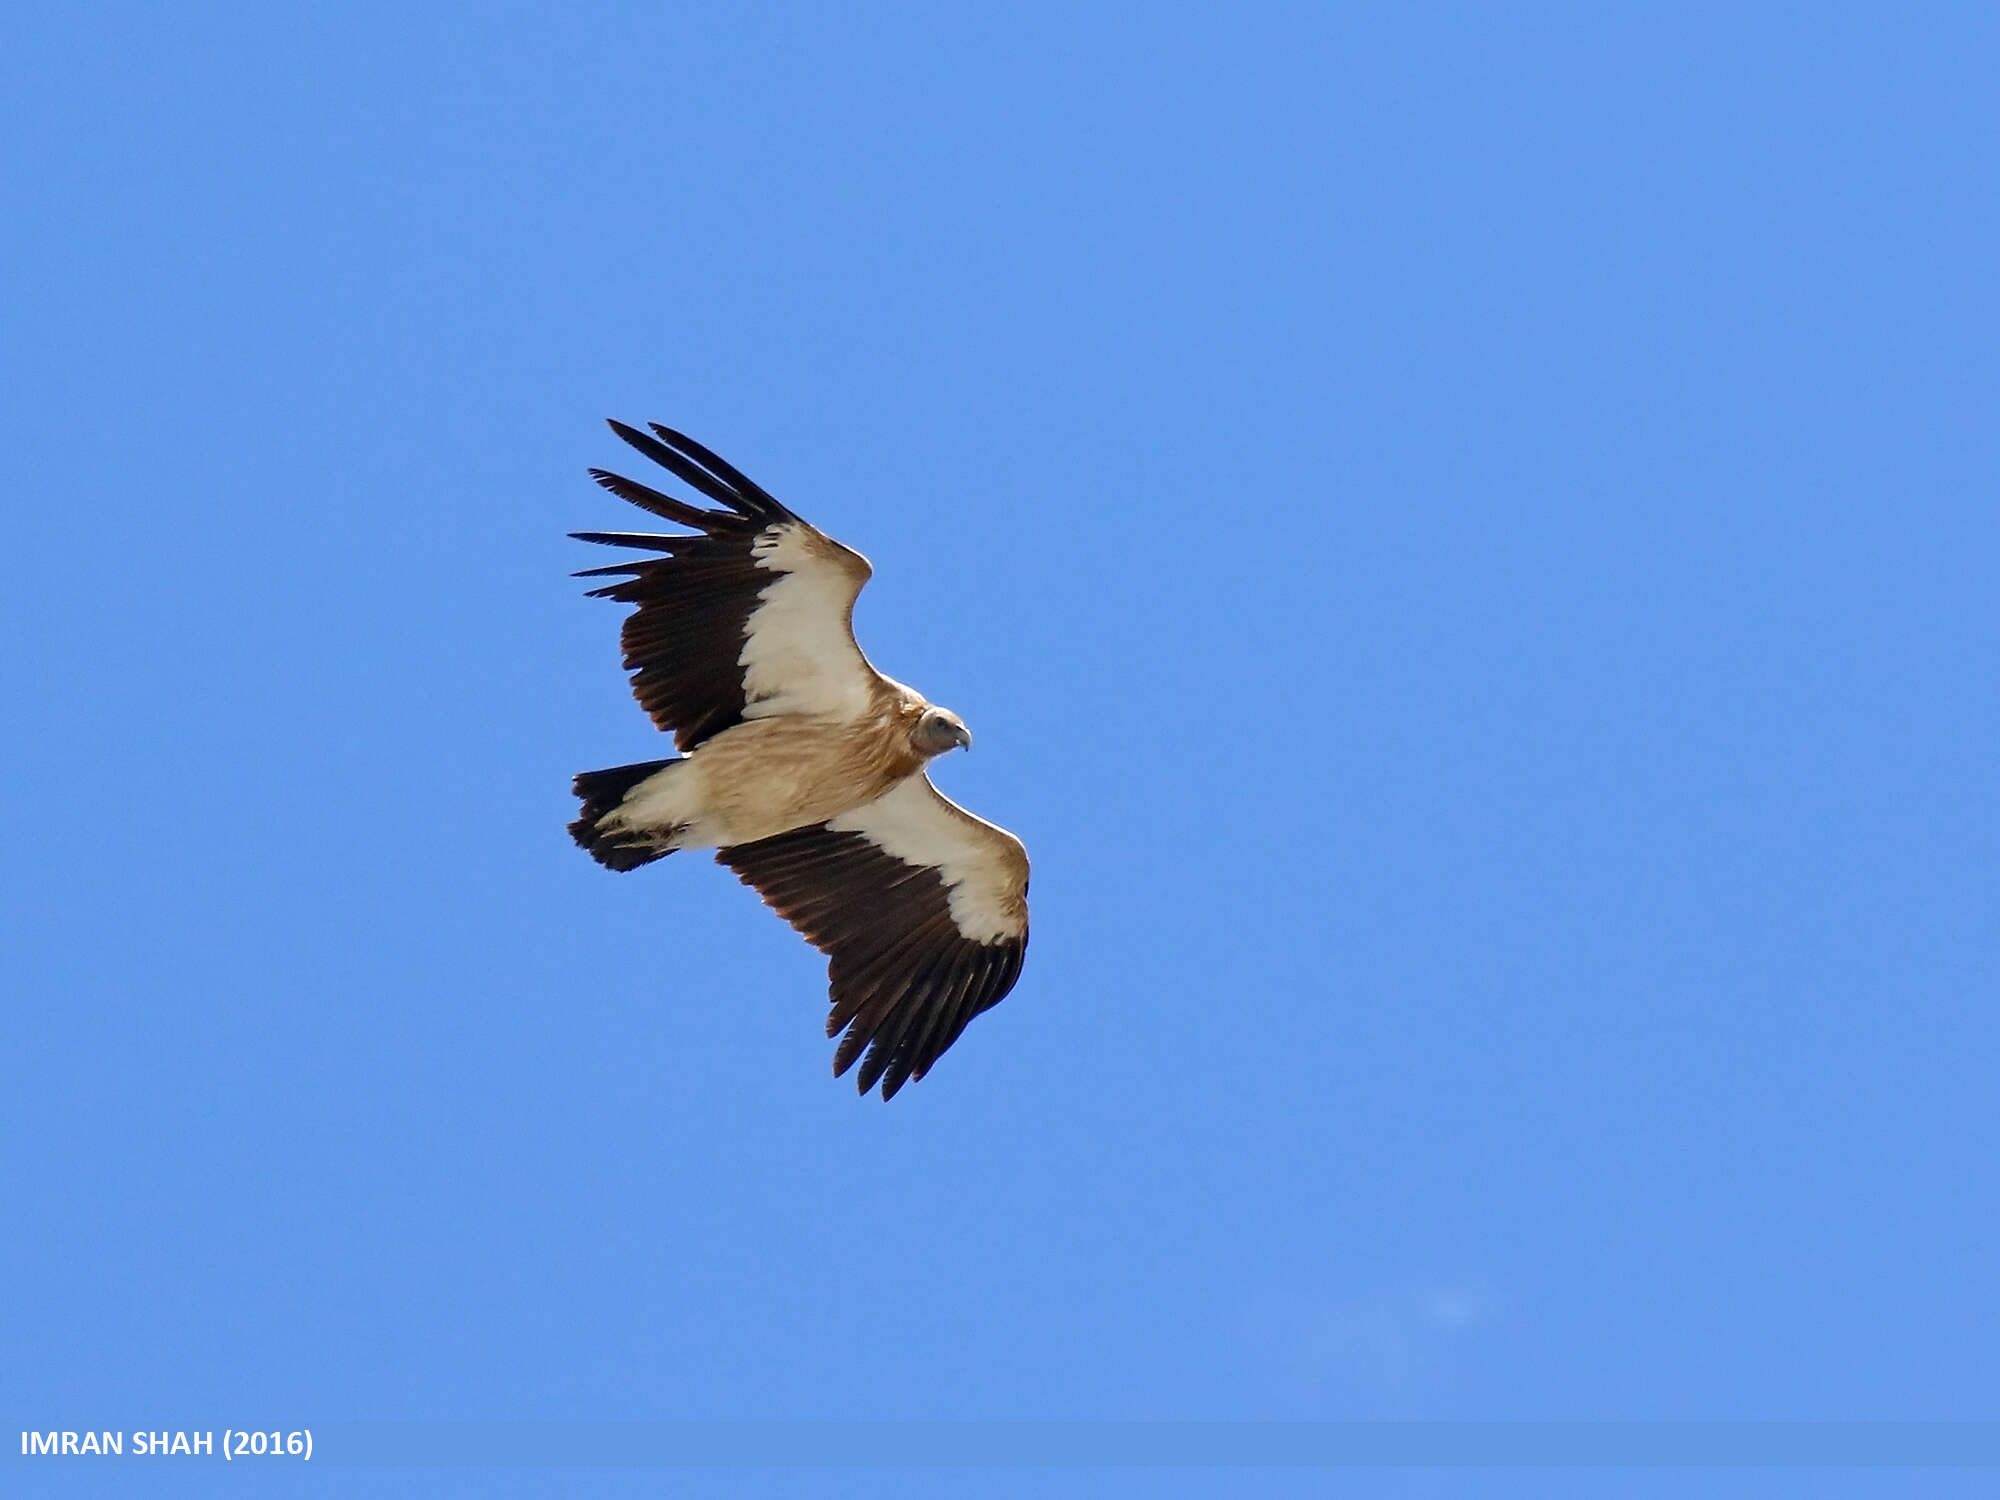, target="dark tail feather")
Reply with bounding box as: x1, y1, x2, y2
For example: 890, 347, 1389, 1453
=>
569, 759, 680, 871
